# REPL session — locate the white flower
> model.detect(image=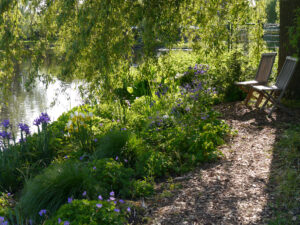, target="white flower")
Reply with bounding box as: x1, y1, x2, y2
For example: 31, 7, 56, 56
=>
163, 115, 169, 119
67, 120, 72, 128
175, 73, 183, 79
